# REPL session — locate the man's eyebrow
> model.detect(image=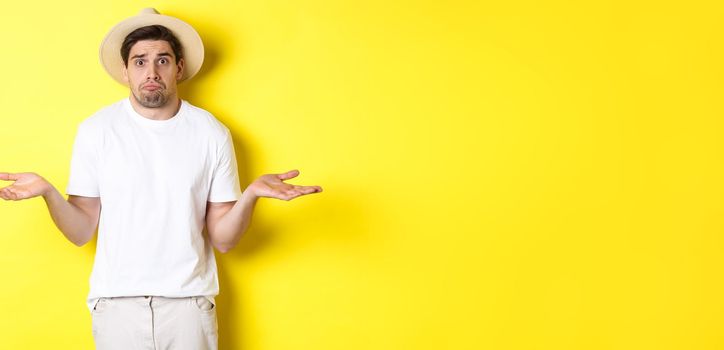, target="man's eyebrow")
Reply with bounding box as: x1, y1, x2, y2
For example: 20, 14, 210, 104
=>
130, 52, 173, 60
